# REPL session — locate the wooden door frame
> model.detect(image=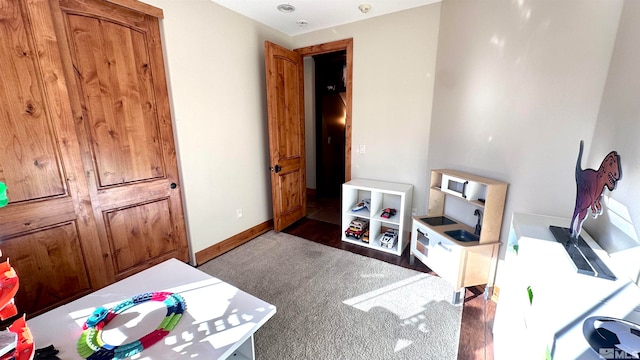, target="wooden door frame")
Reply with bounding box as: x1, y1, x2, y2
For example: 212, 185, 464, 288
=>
295, 38, 353, 182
